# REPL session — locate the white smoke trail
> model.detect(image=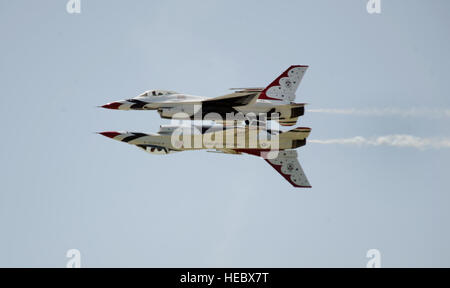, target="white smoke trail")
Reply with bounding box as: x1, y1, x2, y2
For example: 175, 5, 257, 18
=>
307, 108, 450, 118
309, 135, 450, 150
